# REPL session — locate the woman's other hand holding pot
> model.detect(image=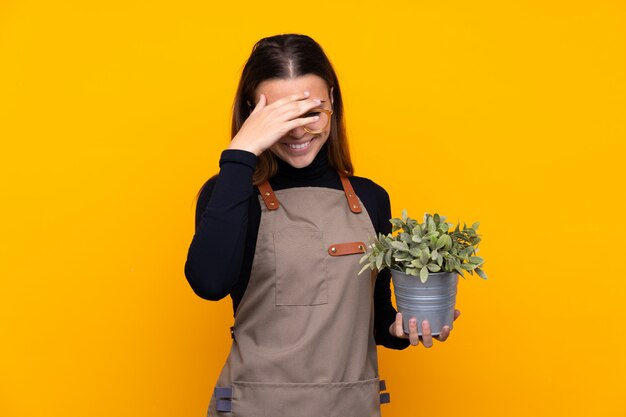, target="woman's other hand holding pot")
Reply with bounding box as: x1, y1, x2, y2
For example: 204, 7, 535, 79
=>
389, 309, 461, 348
